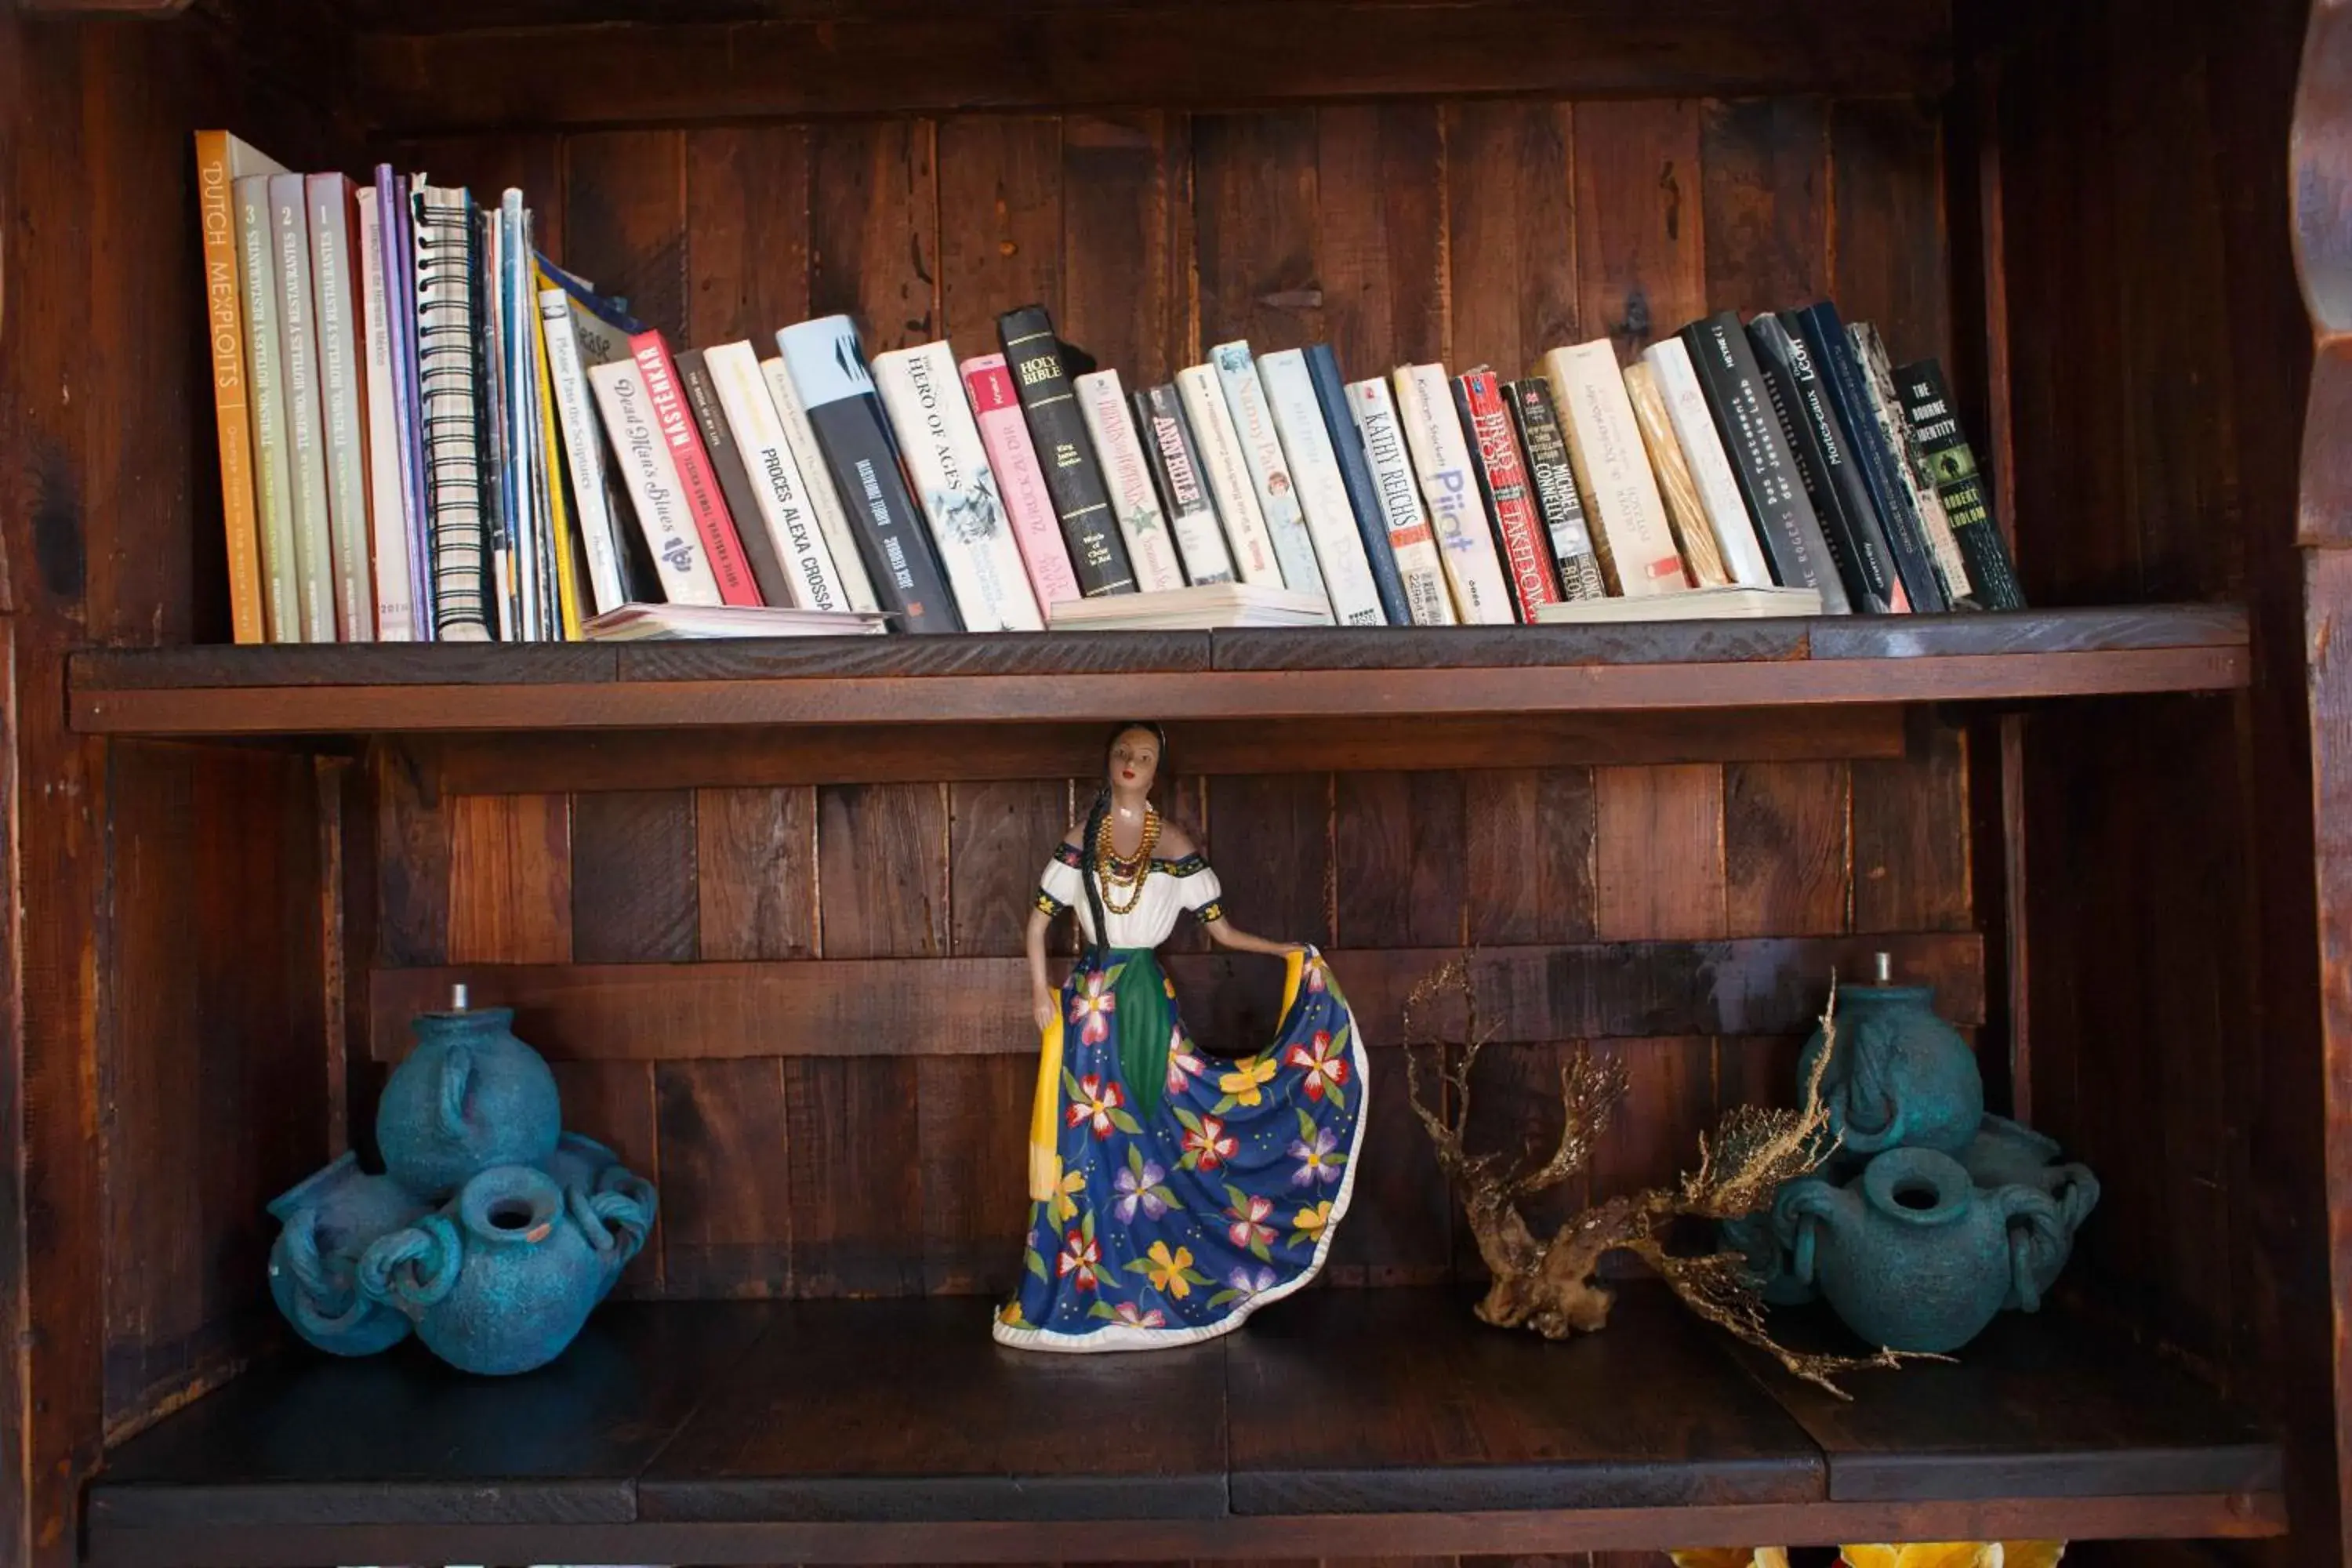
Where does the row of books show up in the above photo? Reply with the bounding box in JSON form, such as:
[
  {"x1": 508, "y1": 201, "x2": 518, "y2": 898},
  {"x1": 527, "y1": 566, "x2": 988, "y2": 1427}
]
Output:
[{"x1": 197, "y1": 134, "x2": 2021, "y2": 643}]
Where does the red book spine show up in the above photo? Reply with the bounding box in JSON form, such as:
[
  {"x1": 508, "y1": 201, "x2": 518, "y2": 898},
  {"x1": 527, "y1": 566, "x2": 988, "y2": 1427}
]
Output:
[
  {"x1": 630, "y1": 329, "x2": 761, "y2": 606},
  {"x1": 1460, "y1": 368, "x2": 1563, "y2": 615}
]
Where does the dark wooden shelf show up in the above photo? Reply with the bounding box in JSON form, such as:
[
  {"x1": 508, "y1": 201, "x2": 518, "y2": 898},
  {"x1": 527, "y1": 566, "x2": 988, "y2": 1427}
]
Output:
[
  {"x1": 67, "y1": 606, "x2": 2249, "y2": 739},
  {"x1": 83, "y1": 1285, "x2": 2283, "y2": 1567}
]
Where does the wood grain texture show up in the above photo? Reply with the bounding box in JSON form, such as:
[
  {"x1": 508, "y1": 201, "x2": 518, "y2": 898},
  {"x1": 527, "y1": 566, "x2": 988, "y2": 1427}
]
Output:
[
  {"x1": 1445, "y1": 99, "x2": 1578, "y2": 375},
  {"x1": 695, "y1": 786, "x2": 818, "y2": 960},
  {"x1": 684, "y1": 122, "x2": 811, "y2": 345},
  {"x1": 1194, "y1": 108, "x2": 1323, "y2": 354},
  {"x1": 563, "y1": 129, "x2": 689, "y2": 343},
  {"x1": 1063, "y1": 112, "x2": 1192, "y2": 383},
  {"x1": 810, "y1": 118, "x2": 939, "y2": 353},
  {"x1": 570, "y1": 791, "x2": 699, "y2": 963},
  {"x1": 1726, "y1": 760, "x2": 1850, "y2": 936},
  {"x1": 446, "y1": 794, "x2": 572, "y2": 964},
  {"x1": 1314, "y1": 102, "x2": 1448, "y2": 372},
  {"x1": 1463, "y1": 768, "x2": 1598, "y2": 946},
  {"x1": 657, "y1": 1059, "x2": 791, "y2": 1297},
  {"x1": 938, "y1": 114, "x2": 1061, "y2": 341},
  {"x1": 1594, "y1": 764, "x2": 1726, "y2": 941}
]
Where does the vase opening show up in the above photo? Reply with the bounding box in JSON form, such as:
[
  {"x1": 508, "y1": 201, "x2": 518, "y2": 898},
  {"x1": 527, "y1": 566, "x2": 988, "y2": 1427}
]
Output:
[
  {"x1": 487, "y1": 1200, "x2": 536, "y2": 1232},
  {"x1": 1890, "y1": 1178, "x2": 1942, "y2": 1211},
  {"x1": 1861, "y1": 1147, "x2": 1971, "y2": 1226}
]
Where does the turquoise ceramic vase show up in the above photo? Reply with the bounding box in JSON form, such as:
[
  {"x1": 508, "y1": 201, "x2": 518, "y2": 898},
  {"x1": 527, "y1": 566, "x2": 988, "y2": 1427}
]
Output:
[
  {"x1": 358, "y1": 1165, "x2": 615, "y2": 1376},
  {"x1": 1795, "y1": 973, "x2": 1984, "y2": 1156},
  {"x1": 376, "y1": 1002, "x2": 562, "y2": 1200},
  {"x1": 1779, "y1": 1146, "x2": 2067, "y2": 1353},
  {"x1": 265, "y1": 1152, "x2": 429, "y2": 1356},
  {"x1": 1958, "y1": 1114, "x2": 2102, "y2": 1308}
]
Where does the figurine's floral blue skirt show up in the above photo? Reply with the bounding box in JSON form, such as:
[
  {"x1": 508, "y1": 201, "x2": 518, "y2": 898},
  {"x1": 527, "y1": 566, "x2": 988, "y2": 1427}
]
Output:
[{"x1": 993, "y1": 946, "x2": 1368, "y2": 1352}]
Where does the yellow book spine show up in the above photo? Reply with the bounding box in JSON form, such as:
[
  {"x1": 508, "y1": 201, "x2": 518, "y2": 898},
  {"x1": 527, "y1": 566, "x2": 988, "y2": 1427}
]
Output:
[
  {"x1": 533, "y1": 267, "x2": 585, "y2": 640},
  {"x1": 196, "y1": 131, "x2": 267, "y2": 643}
]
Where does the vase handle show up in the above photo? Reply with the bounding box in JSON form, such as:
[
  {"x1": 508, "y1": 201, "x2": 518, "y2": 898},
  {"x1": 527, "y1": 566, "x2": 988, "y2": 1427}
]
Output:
[
  {"x1": 1776, "y1": 1183, "x2": 1839, "y2": 1288},
  {"x1": 437, "y1": 1043, "x2": 474, "y2": 1139},
  {"x1": 1998, "y1": 1185, "x2": 2067, "y2": 1315},
  {"x1": 359, "y1": 1214, "x2": 463, "y2": 1315}
]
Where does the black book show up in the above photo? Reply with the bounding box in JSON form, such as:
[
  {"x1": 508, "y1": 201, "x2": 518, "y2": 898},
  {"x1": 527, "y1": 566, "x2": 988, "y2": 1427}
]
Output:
[
  {"x1": 997, "y1": 303, "x2": 1136, "y2": 596},
  {"x1": 1678, "y1": 313, "x2": 1849, "y2": 615},
  {"x1": 773, "y1": 314, "x2": 962, "y2": 633},
  {"x1": 1305, "y1": 343, "x2": 1411, "y2": 624},
  {"x1": 676, "y1": 348, "x2": 787, "y2": 609},
  {"x1": 1504, "y1": 378, "x2": 1609, "y2": 602},
  {"x1": 1788, "y1": 303, "x2": 1948, "y2": 612},
  {"x1": 1896, "y1": 358, "x2": 2027, "y2": 611},
  {"x1": 1747, "y1": 312, "x2": 1901, "y2": 614},
  {"x1": 1132, "y1": 383, "x2": 1233, "y2": 586}
]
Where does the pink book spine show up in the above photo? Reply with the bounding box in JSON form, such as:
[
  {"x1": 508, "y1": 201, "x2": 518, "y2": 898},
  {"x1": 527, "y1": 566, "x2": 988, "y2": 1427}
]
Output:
[
  {"x1": 960, "y1": 353, "x2": 1083, "y2": 610},
  {"x1": 630, "y1": 328, "x2": 762, "y2": 607}
]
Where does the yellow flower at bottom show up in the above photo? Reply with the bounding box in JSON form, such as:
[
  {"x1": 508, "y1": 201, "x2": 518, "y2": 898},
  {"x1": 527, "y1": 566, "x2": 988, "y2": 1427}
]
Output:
[
  {"x1": 1293, "y1": 1199, "x2": 1334, "y2": 1236},
  {"x1": 1145, "y1": 1240, "x2": 1196, "y2": 1298},
  {"x1": 1051, "y1": 1167, "x2": 1085, "y2": 1221},
  {"x1": 1843, "y1": 1546, "x2": 2004, "y2": 1568},
  {"x1": 1218, "y1": 1054, "x2": 1279, "y2": 1106}
]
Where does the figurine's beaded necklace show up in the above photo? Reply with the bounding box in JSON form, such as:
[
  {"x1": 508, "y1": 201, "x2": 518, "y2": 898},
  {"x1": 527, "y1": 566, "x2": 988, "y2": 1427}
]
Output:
[{"x1": 1093, "y1": 805, "x2": 1160, "y2": 916}]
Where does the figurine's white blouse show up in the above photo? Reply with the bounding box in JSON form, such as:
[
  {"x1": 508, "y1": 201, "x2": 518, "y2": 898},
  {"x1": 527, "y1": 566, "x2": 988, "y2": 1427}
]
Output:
[{"x1": 1036, "y1": 844, "x2": 1224, "y2": 949}]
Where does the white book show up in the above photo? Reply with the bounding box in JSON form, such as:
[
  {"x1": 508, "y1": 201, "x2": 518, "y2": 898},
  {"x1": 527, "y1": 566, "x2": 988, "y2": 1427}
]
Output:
[
  {"x1": 1049, "y1": 581, "x2": 1334, "y2": 631},
  {"x1": 583, "y1": 603, "x2": 888, "y2": 641},
  {"x1": 308, "y1": 176, "x2": 375, "y2": 642},
  {"x1": 1534, "y1": 584, "x2": 1821, "y2": 624},
  {"x1": 871, "y1": 340, "x2": 1043, "y2": 632},
  {"x1": 355, "y1": 197, "x2": 416, "y2": 641},
  {"x1": 1175, "y1": 365, "x2": 1284, "y2": 587},
  {"x1": 1210, "y1": 340, "x2": 1330, "y2": 609},
  {"x1": 761, "y1": 354, "x2": 880, "y2": 614},
  {"x1": 1344, "y1": 378, "x2": 1456, "y2": 626},
  {"x1": 1643, "y1": 338, "x2": 1773, "y2": 589},
  {"x1": 1541, "y1": 341, "x2": 1690, "y2": 597},
  {"x1": 1073, "y1": 369, "x2": 1188, "y2": 593},
  {"x1": 705, "y1": 340, "x2": 851, "y2": 614},
  {"x1": 587, "y1": 359, "x2": 723, "y2": 608},
  {"x1": 539, "y1": 285, "x2": 627, "y2": 614},
  {"x1": 1258, "y1": 350, "x2": 1387, "y2": 626},
  {"x1": 1394, "y1": 364, "x2": 1515, "y2": 625}
]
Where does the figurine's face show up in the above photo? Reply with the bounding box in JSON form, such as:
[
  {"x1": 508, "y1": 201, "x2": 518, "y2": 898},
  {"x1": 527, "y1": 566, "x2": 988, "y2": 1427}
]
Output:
[{"x1": 1107, "y1": 728, "x2": 1161, "y2": 797}]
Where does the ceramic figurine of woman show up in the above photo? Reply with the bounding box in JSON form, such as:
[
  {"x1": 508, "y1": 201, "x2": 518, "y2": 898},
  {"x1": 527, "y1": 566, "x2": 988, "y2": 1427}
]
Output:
[{"x1": 994, "y1": 722, "x2": 1370, "y2": 1352}]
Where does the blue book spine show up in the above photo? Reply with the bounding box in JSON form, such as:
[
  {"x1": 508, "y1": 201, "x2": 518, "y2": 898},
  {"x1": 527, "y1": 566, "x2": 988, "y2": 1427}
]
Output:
[
  {"x1": 1304, "y1": 343, "x2": 1410, "y2": 626},
  {"x1": 1792, "y1": 301, "x2": 1947, "y2": 612}
]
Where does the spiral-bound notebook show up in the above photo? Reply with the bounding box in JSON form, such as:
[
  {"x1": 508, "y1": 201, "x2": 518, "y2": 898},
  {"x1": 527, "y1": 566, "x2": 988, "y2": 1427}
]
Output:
[{"x1": 411, "y1": 180, "x2": 493, "y2": 641}]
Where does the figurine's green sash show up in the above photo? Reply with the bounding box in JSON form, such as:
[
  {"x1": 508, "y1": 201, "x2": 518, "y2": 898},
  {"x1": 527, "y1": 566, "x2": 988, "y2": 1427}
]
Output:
[{"x1": 1105, "y1": 949, "x2": 1174, "y2": 1118}]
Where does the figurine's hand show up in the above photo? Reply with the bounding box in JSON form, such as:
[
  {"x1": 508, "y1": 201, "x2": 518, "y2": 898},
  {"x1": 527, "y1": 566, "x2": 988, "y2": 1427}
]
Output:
[{"x1": 1033, "y1": 986, "x2": 1058, "y2": 1033}]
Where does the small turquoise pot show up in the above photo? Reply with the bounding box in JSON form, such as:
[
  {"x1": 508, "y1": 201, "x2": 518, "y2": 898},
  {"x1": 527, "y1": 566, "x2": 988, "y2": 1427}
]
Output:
[
  {"x1": 359, "y1": 1165, "x2": 611, "y2": 1376},
  {"x1": 265, "y1": 1152, "x2": 429, "y2": 1356},
  {"x1": 377, "y1": 1006, "x2": 561, "y2": 1200},
  {"x1": 1958, "y1": 1114, "x2": 2101, "y2": 1308},
  {"x1": 1781, "y1": 1146, "x2": 2065, "y2": 1354},
  {"x1": 1796, "y1": 979, "x2": 1984, "y2": 1156}
]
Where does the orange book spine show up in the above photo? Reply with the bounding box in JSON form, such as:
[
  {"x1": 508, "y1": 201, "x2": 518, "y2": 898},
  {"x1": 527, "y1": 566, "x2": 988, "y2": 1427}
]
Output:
[{"x1": 195, "y1": 131, "x2": 267, "y2": 643}]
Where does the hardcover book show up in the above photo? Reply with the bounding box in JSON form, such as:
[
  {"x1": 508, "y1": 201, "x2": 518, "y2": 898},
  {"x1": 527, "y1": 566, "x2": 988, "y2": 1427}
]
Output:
[
  {"x1": 1896, "y1": 358, "x2": 2027, "y2": 611},
  {"x1": 270, "y1": 172, "x2": 337, "y2": 640},
  {"x1": 633, "y1": 332, "x2": 760, "y2": 607},
  {"x1": 587, "y1": 357, "x2": 722, "y2": 606},
  {"x1": 1210, "y1": 340, "x2": 1328, "y2": 609},
  {"x1": 1394, "y1": 363, "x2": 1515, "y2": 624},
  {"x1": 1678, "y1": 310, "x2": 1847, "y2": 613},
  {"x1": 412, "y1": 181, "x2": 494, "y2": 640},
  {"x1": 307, "y1": 173, "x2": 376, "y2": 641},
  {"x1": 961, "y1": 353, "x2": 1086, "y2": 611},
  {"x1": 1304, "y1": 345, "x2": 1411, "y2": 624},
  {"x1": 1539, "y1": 341, "x2": 1690, "y2": 597},
  {"x1": 762, "y1": 354, "x2": 881, "y2": 615},
  {"x1": 706, "y1": 341, "x2": 851, "y2": 614},
  {"x1": 1454, "y1": 366, "x2": 1563, "y2": 618},
  {"x1": 1854, "y1": 324, "x2": 1973, "y2": 605},
  {"x1": 1176, "y1": 365, "x2": 1284, "y2": 586},
  {"x1": 1748, "y1": 312, "x2": 1904, "y2": 614},
  {"x1": 194, "y1": 132, "x2": 286, "y2": 644},
  {"x1": 1073, "y1": 368, "x2": 1189, "y2": 593},
  {"x1": 874, "y1": 339, "x2": 1046, "y2": 631},
  {"x1": 1503, "y1": 378, "x2": 1608, "y2": 602},
  {"x1": 1346, "y1": 376, "x2": 1457, "y2": 625},
  {"x1": 778, "y1": 314, "x2": 963, "y2": 633},
  {"x1": 1259, "y1": 348, "x2": 1388, "y2": 625},
  {"x1": 1641, "y1": 338, "x2": 1773, "y2": 589},
  {"x1": 1788, "y1": 302, "x2": 1945, "y2": 612},
  {"x1": 1131, "y1": 383, "x2": 1236, "y2": 586},
  {"x1": 356, "y1": 195, "x2": 416, "y2": 639},
  {"x1": 1621, "y1": 361, "x2": 1732, "y2": 590},
  {"x1": 996, "y1": 304, "x2": 1135, "y2": 596}
]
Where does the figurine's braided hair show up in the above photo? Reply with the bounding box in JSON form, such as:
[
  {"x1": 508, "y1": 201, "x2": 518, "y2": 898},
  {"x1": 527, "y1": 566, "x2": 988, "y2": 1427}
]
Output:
[{"x1": 1078, "y1": 720, "x2": 1171, "y2": 970}]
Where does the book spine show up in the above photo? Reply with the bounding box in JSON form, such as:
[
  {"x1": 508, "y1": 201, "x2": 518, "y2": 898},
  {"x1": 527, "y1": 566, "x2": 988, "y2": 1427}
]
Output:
[
  {"x1": 356, "y1": 198, "x2": 416, "y2": 640},
  {"x1": 1259, "y1": 349, "x2": 1386, "y2": 625},
  {"x1": 383, "y1": 172, "x2": 434, "y2": 638},
  {"x1": 539, "y1": 283, "x2": 627, "y2": 615},
  {"x1": 307, "y1": 174, "x2": 376, "y2": 641},
  {"x1": 528, "y1": 258, "x2": 584, "y2": 640},
  {"x1": 1540, "y1": 342, "x2": 1690, "y2": 598},
  {"x1": 1455, "y1": 366, "x2": 1563, "y2": 616},
  {"x1": 1210, "y1": 341, "x2": 1328, "y2": 608},
  {"x1": 961, "y1": 354, "x2": 1086, "y2": 610},
  {"x1": 762, "y1": 354, "x2": 882, "y2": 614},
  {"x1": 680, "y1": 347, "x2": 793, "y2": 609},
  {"x1": 874, "y1": 341, "x2": 1044, "y2": 631},
  {"x1": 1643, "y1": 338, "x2": 1773, "y2": 590},
  {"x1": 1857, "y1": 325, "x2": 1973, "y2": 604},
  {"x1": 1131, "y1": 384, "x2": 1235, "y2": 586},
  {"x1": 1504, "y1": 378, "x2": 1608, "y2": 602},
  {"x1": 1073, "y1": 368, "x2": 1189, "y2": 593},
  {"x1": 707, "y1": 341, "x2": 850, "y2": 613},
  {"x1": 194, "y1": 134, "x2": 267, "y2": 643},
  {"x1": 996, "y1": 304, "x2": 1135, "y2": 595},
  {"x1": 1304, "y1": 344, "x2": 1410, "y2": 624},
  {"x1": 271, "y1": 173, "x2": 337, "y2": 639},
  {"x1": 412, "y1": 186, "x2": 494, "y2": 641},
  {"x1": 632, "y1": 332, "x2": 760, "y2": 606},
  {"x1": 1679, "y1": 313, "x2": 1848, "y2": 614},
  {"x1": 1748, "y1": 314, "x2": 1902, "y2": 614},
  {"x1": 1175, "y1": 365, "x2": 1284, "y2": 586},
  {"x1": 777, "y1": 314, "x2": 963, "y2": 633},
  {"x1": 1897, "y1": 358, "x2": 2027, "y2": 611},
  {"x1": 1621, "y1": 361, "x2": 1731, "y2": 589},
  {"x1": 1345, "y1": 378, "x2": 1457, "y2": 625},
  {"x1": 587, "y1": 359, "x2": 724, "y2": 607},
  {"x1": 1794, "y1": 303, "x2": 1945, "y2": 612},
  {"x1": 234, "y1": 176, "x2": 300, "y2": 641},
  {"x1": 1396, "y1": 365, "x2": 1515, "y2": 624},
  {"x1": 477, "y1": 204, "x2": 516, "y2": 638}
]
